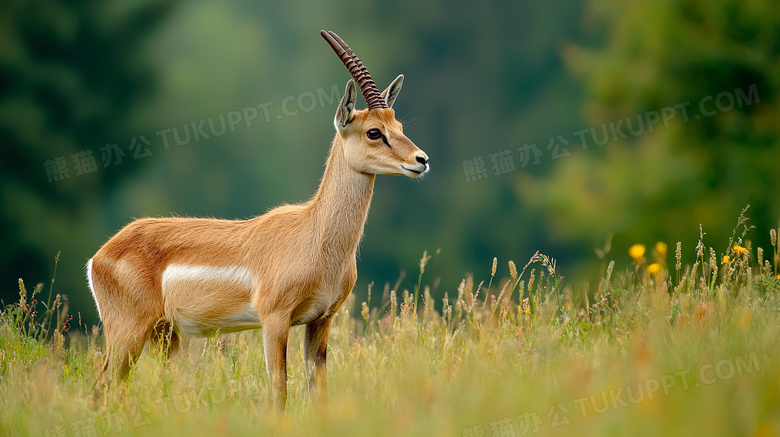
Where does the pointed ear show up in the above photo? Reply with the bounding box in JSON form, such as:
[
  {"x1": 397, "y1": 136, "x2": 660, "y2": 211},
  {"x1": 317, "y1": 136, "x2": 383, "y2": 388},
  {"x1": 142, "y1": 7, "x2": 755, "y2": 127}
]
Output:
[
  {"x1": 380, "y1": 74, "x2": 404, "y2": 108},
  {"x1": 335, "y1": 80, "x2": 357, "y2": 130}
]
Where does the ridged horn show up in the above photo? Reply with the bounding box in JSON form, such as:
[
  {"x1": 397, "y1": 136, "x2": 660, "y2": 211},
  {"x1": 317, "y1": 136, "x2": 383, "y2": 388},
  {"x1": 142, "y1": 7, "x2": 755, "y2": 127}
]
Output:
[{"x1": 321, "y1": 30, "x2": 388, "y2": 110}]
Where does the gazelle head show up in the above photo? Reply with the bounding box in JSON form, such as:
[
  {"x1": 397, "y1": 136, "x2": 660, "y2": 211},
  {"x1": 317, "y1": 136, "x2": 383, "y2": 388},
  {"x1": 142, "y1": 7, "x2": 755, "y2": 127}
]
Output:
[{"x1": 322, "y1": 30, "x2": 429, "y2": 179}]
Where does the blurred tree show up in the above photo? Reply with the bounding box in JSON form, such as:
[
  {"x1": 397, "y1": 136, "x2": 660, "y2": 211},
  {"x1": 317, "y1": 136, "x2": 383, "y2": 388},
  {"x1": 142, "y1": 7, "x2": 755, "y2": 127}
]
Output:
[
  {"x1": 519, "y1": 0, "x2": 780, "y2": 273},
  {"x1": 0, "y1": 1, "x2": 174, "y2": 309}
]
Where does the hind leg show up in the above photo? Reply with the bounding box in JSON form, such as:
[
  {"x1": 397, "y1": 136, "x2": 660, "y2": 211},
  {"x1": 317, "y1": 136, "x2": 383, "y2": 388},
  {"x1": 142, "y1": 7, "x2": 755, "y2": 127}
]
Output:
[
  {"x1": 89, "y1": 256, "x2": 163, "y2": 383},
  {"x1": 105, "y1": 322, "x2": 153, "y2": 380},
  {"x1": 94, "y1": 324, "x2": 151, "y2": 387},
  {"x1": 91, "y1": 321, "x2": 150, "y2": 407}
]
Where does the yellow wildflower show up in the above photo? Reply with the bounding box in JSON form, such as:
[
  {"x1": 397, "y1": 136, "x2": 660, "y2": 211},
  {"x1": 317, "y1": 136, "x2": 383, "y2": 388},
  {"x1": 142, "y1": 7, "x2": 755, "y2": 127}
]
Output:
[
  {"x1": 655, "y1": 242, "x2": 667, "y2": 258},
  {"x1": 647, "y1": 263, "x2": 661, "y2": 275},
  {"x1": 629, "y1": 244, "x2": 646, "y2": 263},
  {"x1": 722, "y1": 255, "x2": 730, "y2": 264},
  {"x1": 733, "y1": 244, "x2": 747, "y2": 255}
]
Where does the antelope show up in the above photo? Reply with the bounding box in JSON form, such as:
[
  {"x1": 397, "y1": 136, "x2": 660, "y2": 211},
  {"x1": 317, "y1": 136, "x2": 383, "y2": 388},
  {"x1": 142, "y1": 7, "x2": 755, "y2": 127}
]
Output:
[{"x1": 87, "y1": 30, "x2": 429, "y2": 410}]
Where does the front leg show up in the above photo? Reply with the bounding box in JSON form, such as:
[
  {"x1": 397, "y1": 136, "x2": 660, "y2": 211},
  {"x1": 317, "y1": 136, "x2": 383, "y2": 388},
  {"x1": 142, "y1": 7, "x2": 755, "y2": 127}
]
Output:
[
  {"x1": 262, "y1": 313, "x2": 290, "y2": 413},
  {"x1": 304, "y1": 316, "x2": 332, "y2": 402}
]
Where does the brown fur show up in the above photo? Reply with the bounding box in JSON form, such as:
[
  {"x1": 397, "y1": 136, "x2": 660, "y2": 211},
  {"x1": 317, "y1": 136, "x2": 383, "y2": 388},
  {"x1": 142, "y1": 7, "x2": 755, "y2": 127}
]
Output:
[{"x1": 89, "y1": 84, "x2": 428, "y2": 411}]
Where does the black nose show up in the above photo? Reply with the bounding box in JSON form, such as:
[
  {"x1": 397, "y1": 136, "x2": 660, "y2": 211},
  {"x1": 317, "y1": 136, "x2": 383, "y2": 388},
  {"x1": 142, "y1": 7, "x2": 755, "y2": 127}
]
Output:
[{"x1": 416, "y1": 155, "x2": 428, "y2": 165}]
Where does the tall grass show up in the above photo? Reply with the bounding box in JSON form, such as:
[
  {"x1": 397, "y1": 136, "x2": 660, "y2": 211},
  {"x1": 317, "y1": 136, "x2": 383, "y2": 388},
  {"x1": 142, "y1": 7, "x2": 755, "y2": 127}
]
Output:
[{"x1": 2, "y1": 214, "x2": 780, "y2": 436}]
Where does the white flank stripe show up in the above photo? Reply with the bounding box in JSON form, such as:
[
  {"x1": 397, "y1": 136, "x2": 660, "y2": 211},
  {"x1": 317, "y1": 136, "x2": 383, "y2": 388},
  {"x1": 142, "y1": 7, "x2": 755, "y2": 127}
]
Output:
[
  {"x1": 161, "y1": 264, "x2": 254, "y2": 294},
  {"x1": 85, "y1": 259, "x2": 101, "y2": 319}
]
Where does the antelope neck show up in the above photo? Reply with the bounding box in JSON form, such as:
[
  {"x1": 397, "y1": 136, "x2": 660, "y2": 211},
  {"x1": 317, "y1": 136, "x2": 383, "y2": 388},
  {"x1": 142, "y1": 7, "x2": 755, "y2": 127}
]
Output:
[{"x1": 310, "y1": 137, "x2": 375, "y2": 258}]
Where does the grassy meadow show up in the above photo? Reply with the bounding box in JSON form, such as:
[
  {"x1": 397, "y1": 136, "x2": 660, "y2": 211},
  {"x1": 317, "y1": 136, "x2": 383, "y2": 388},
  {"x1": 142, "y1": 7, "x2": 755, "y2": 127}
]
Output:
[{"x1": 2, "y1": 215, "x2": 780, "y2": 436}]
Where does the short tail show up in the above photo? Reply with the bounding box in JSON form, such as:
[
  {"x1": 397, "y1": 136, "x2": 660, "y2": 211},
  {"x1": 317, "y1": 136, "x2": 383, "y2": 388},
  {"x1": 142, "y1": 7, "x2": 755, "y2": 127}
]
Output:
[{"x1": 85, "y1": 259, "x2": 102, "y2": 320}]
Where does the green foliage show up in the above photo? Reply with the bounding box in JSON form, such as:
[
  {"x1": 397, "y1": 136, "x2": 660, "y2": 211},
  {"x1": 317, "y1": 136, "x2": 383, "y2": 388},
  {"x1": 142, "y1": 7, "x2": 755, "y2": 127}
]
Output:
[
  {"x1": 0, "y1": 0, "x2": 173, "y2": 314},
  {"x1": 520, "y1": 0, "x2": 780, "y2": 280}
]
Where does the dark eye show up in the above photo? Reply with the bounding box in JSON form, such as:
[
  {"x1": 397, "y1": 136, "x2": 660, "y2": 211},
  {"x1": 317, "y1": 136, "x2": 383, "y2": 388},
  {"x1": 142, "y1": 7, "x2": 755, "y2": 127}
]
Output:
[{"x1": 366, "y1": 129, "x2": 382, "y2": 140}]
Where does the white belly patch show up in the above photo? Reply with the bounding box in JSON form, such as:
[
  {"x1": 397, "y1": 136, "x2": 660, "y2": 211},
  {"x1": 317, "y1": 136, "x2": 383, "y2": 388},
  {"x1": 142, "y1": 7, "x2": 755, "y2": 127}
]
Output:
[
  {"x1": 161, "y1": 264, "x2": 261, "y2": 336},
  {"x1": 176, "y1": 303, "x2": 262, "y2": 336}
]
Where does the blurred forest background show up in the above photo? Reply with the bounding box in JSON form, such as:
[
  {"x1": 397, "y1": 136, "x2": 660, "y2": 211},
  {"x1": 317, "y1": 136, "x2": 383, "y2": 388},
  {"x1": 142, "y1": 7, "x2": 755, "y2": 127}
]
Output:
[{"x1": 1, "y1": 0, "x2": 777, "y2": 326}]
